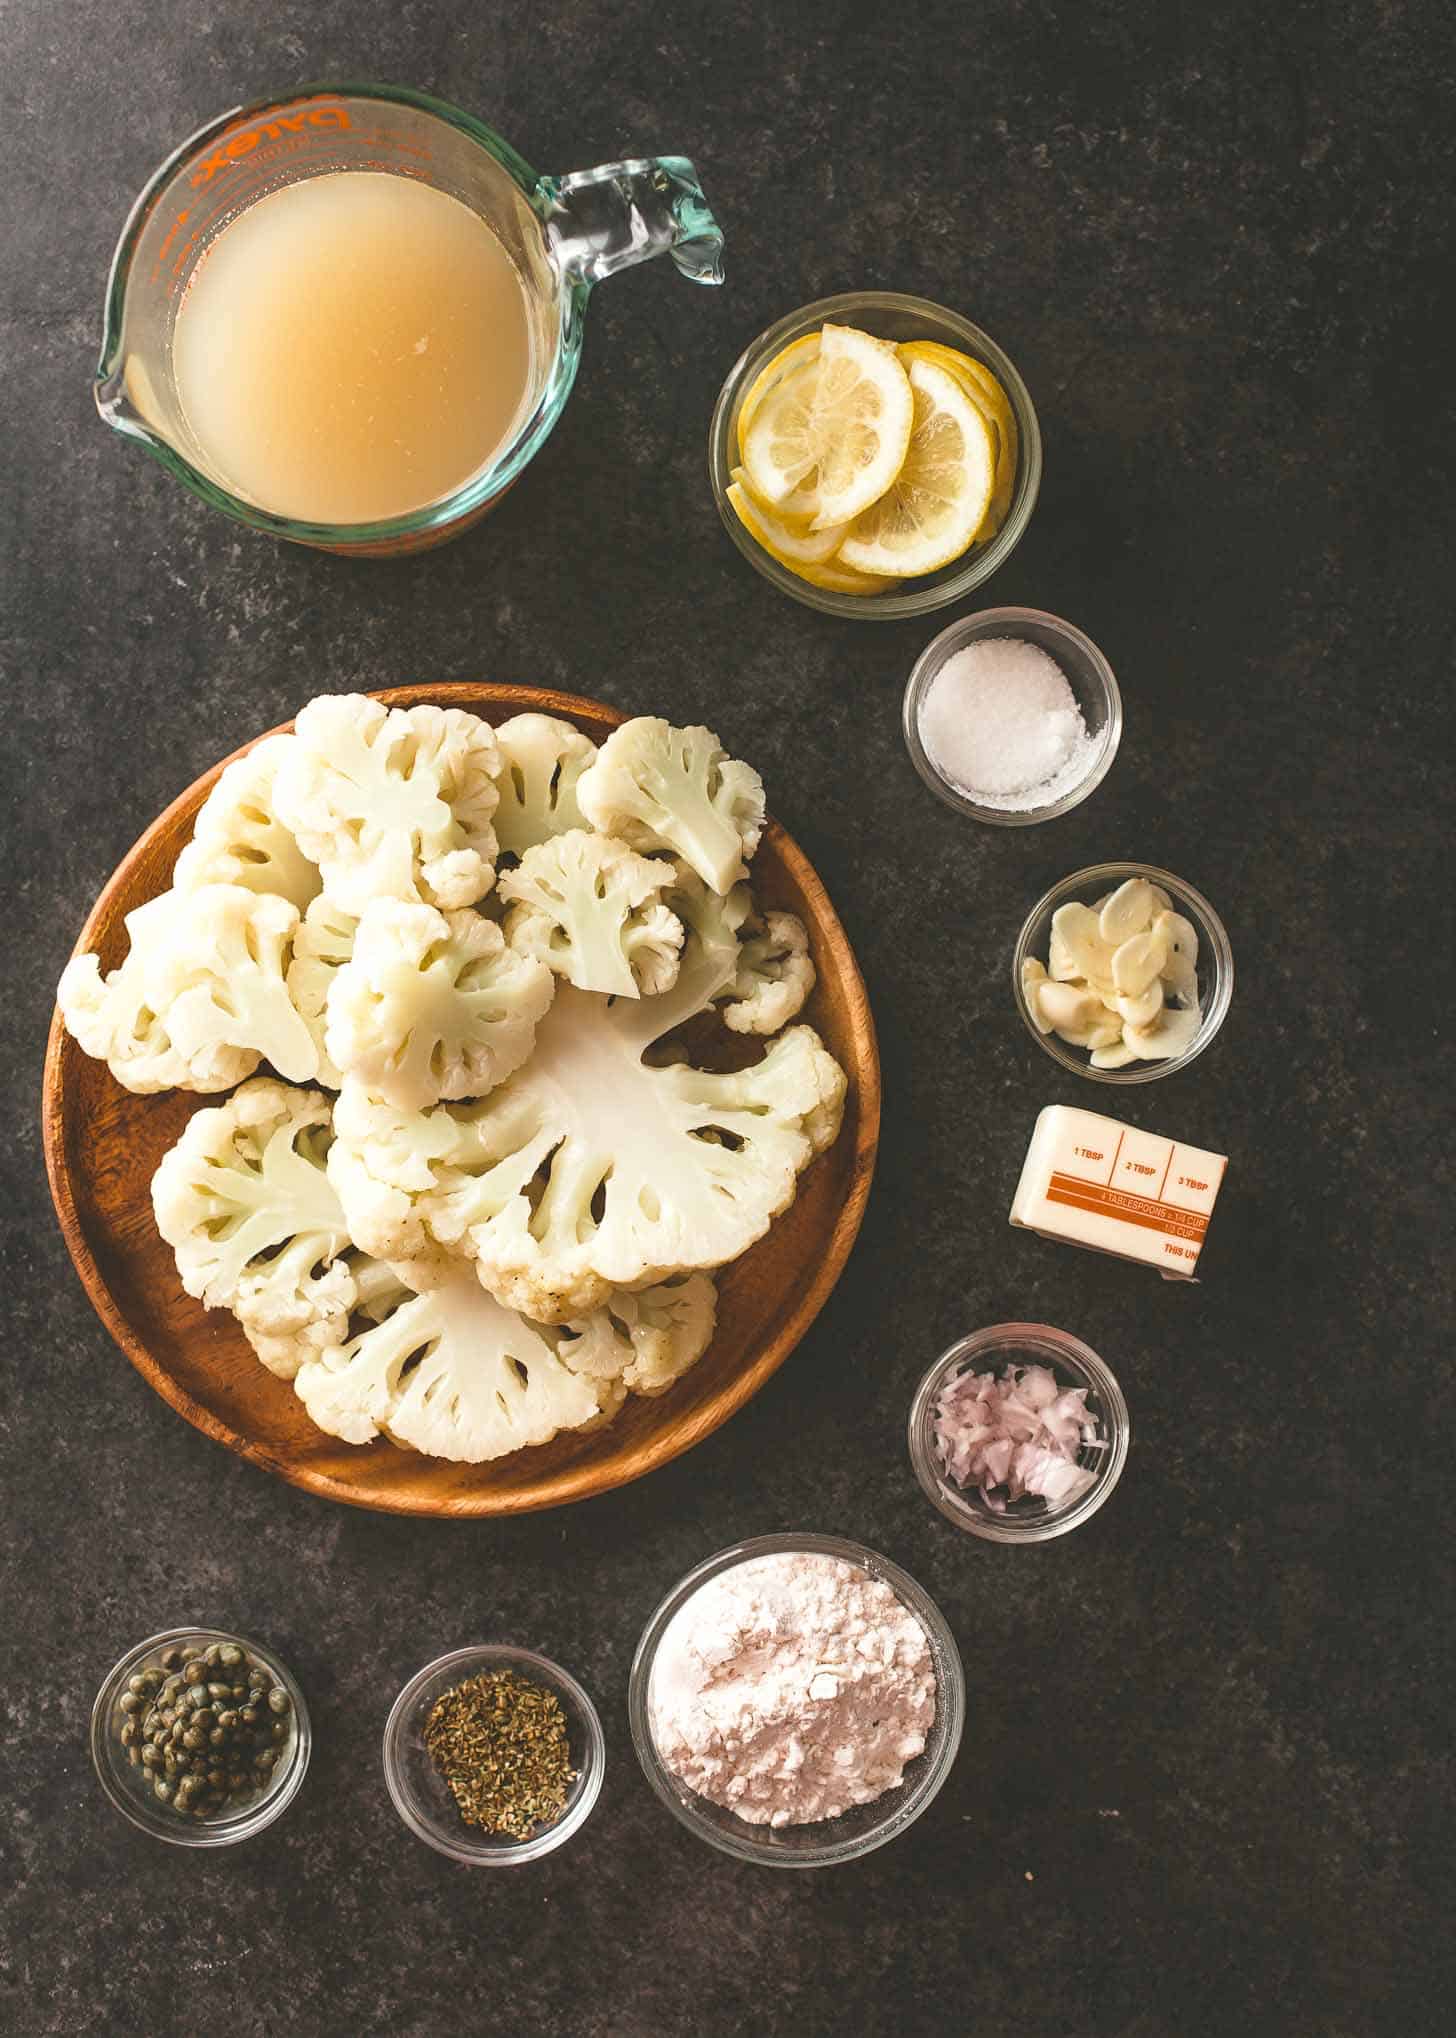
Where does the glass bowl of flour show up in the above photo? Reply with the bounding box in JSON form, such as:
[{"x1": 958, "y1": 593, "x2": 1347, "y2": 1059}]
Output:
[
  {"x1": 903, "y1": 607, "x2": 1122, "y2": 824},
  {"x1": 629, "y1": 1533, "x2": 964, "y2": 1866}
]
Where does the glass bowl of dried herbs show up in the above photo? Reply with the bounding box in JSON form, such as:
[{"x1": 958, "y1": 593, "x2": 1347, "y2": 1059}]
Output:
[{"x1": 383, "y1": 1644, "x2": 605, "y2": 1864}]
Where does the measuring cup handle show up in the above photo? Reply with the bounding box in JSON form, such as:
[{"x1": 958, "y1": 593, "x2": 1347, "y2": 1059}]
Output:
[{"x1": 543, "y1": 156, "x2": 724, "y2": 288}]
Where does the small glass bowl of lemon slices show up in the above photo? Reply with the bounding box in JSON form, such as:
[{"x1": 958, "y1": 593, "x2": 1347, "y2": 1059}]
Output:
[{"x1": 709, "y1": 291, "x2": 1041, "y2": 619}]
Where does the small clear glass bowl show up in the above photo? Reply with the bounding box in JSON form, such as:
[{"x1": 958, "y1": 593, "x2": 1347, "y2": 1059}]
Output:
[
  {"x1": 1013, "y1": 861, "x2": 1234, "y2": 1083},
  {"x1": 709, "y1": 290, "x2": 1041, "y2": 619},
  {"x1": 91, "y1": 1627, "x2": 310, "y2": 1847},
  {"x1": 629, "y1": 1532, "x2": 964, "y2": 1867},
  {"x1": 909, "y1": 1325, "x2": 1130, "y2": 1544},
  {"x1": 903, "y1": 607, "x2": 1122, "y2": 824},
  {"x1": 383, "y1": 1645, "x2": 604, "y2": 1865}
]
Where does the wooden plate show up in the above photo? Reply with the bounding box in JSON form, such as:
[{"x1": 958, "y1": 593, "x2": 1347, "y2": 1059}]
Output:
[{"x1": 42, "y1": 684, "x2": 880, "y2": 1515}]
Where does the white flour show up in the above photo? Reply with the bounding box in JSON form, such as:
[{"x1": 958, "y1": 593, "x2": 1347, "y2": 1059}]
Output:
[{"x1": 649, "y1": 1551, "x2": 937, "y2": 1828}]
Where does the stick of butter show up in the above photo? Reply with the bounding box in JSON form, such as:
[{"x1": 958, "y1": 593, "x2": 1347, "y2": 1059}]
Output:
[{"x1": 1009, "y1": 1105, "x2": 1227, "y2": 1280}]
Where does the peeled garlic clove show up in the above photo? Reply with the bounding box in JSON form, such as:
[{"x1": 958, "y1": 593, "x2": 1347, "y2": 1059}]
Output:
[
  {"x1": 1098, "y1": 878, "x2": 1156, "y2": 946},
  {"x1": 1116, "y1": 981, "x2": 1164, "y2": 1029},
  {"x1": 1112, "y1": 924, "x2": 1171, "y2": 996},
  {"x1": 1090, "y1": 1039, "x2": 1138, "y2": 1070},
  {"x1": 1049, "y1": 903, "x2": 1114, "y2": 984},
  {"x1": 1124, "y1": 1002, "x2": 1203, "y2": 1061},
  {"x1": 1154, "y1": 908, "x2": 1200, "y2": 1006},
  {"x1": 1149, "y1": 882, "x2": 1173, "y2": 912},
  {"x1": 1021, "y1": 958, "x2": 1054, "y2": 1034},
  {"x1": 1057, "y1": 1012, "x2": 1126, "y2": 1050},
  {"x1": 1037, "y1": 979, "x2": 1107, "y2": 1033}
]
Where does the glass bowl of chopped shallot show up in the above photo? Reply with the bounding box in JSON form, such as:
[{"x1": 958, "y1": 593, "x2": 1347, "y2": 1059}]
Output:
[{"x1": 909, "y1": 1324, "x2": 1130, "y2": 1543}]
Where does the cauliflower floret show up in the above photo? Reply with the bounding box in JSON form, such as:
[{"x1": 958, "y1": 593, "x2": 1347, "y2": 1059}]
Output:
[
  {"x1": 577, "y1": 717, "x2": 766, "y2": 893},
  {"x1": 57, "y1": 895, "x2": 209, "y2": 1094},
  {"x1": 329, "y1": 985, "x2": 848, "y2": 1322},
  {"x1": 273, "y1": 693, "x2": 500, "y2": 914},
  {"x1": 499, "y1": 830, "x2": 683, "y2": 998},
  {"x1": 172, "y1": 735, "x2": 320, "y2": 911},
  {"x1": 558, "y1": 1274, "x2": 717, "y2": 1397},
  {"x1": 491, "y1": 713, "x2": 596, "y2": 856},
  {"x1": 632, "y1": 865, "x2": 753, "y2": 1041},
  {"x1": 285, "y1": 892, "x2": 359, "y2": 1088},
  {"x1": 58, "y1": 884, "x2": 317, "y2": 1092},
  {"x1": 150, "y1": 1078, "x2": 359, "y2": 1379},
  {"x1": 324, "y1": 900, "x2": 553, "y2": 1113},
  {"x1": 293, "y1": 1265, "x2": 617, "y2": 1459},
  {"x1": 720, "y1": 908, "x2": 815, "y2": 1035}
]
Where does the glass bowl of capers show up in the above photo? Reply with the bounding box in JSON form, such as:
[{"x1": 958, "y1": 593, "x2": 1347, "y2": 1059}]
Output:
[{"x1": 91, "y1": 1628, "x2": 310, "y2": 1846}]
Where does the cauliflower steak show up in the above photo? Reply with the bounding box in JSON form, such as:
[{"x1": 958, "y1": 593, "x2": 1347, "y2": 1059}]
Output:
[{"x1": 330, "y1": 985, "x2": 847, "y2": 1322}]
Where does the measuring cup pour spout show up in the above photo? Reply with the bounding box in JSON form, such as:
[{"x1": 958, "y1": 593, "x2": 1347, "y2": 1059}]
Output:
[{"x1": 544, "y1": 157, "x2": 725, "y2": 289}]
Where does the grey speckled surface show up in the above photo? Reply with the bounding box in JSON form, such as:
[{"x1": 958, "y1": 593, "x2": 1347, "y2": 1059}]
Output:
[{"x1": 2, "y1": 3, "x2": 1451, "y2": 2034}]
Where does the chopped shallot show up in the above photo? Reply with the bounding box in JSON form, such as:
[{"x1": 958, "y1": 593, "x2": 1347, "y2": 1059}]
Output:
[{"x1": 932, "y1": 1362, "x2": 1104, "y2": 1512}]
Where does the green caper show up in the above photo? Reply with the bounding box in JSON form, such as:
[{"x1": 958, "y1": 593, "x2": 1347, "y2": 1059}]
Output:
[
  {"x1": 218, "y1": 1644, "x2": 243, "y2": 1670},
  {"x1": 126, "y1": 1672, "x2": 147, "y2": 1695},
  {"x1": 140, "y1": 1745, "x2": 162, "y2": 1769},
  {"x1": 191, "y1": 1707, "x2": 214, "y2": 1729},
  {"x1": 182, "y1": 1660, "x2": 206, "y2": 1686},
  {"x1": 270, "y1": 1720, "x2": 288, "y2": 1743},
  {"x1": 207, "y1": 1681, "x2": 230, "y2": 1702},
  {"x1": 229, "y1": 1683, "x2": 246, "y2": 1702},
  {"x1": 203, "y1": 1644, "x2": 222, "y2": 1668},
  {"x1": 239, "y1": 1706, "x2": 259, "y2": 1728},
  {"x1": 267, "y1": 1688, "x2": 290, "y2": 1716},
  {"x1": 217, "y1": 1710, "x2": 238, "y2": 1731},
  {"x1": 163, "y1": 1753, "x2": 178, "y2": 1777},
  {"x1": 118, "y1": 1690, "x2": 141, "y2": 1715},
  {"x1": 160, "y1": 1646, "x2": 184, "y2": 1671},
  {"x1": 119, "y1": 1720, "x2": 138, "y2": 1747},
  {"x1": 152, "y1": 1778, "x2": 173, "y2": 1802}
]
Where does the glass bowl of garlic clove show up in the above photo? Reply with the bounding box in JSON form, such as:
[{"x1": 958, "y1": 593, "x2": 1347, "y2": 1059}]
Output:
[{"x1": 1012, "y1": 863, "x2": 1234, "y2": 1083}]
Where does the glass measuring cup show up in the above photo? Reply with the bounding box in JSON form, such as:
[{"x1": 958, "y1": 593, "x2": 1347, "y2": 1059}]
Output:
[{"x1": 95, "y1": 83, "x2": 725, "y2": 555}]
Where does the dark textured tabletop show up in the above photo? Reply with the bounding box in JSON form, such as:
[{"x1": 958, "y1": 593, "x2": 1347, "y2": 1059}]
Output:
[{"x1": 3, "y1": 3, "x2": 1451, "y2": 2034}]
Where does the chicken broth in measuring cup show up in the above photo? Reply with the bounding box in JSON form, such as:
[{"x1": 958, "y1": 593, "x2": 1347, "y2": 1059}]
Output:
[{"x1": 171, "y1": 171, "x2": 533, "y2": 526}]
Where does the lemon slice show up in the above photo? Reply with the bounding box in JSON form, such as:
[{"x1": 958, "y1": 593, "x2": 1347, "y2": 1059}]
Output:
[
  {"x1": 734, "y1": 333, "x2": 821, "y2": 457},
  {"x1": 741, "y1": 324, "x2": 914, "y2": 531},
  {"x1": 835, "y1": 357, "x2": 996, "y2": 578},
  {"x1": 727, "y1": 477, "x2": 848, "y2": 565},
  {"x1": 789, "y1": 559, "x2": 896, "y2": 594},
  {"x1": 898, "y1": 341, "x2": 1018, "y2": 537}
]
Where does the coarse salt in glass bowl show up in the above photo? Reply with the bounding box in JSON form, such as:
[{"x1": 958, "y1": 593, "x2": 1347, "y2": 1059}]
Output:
[
  {"x1": 903, "y1": 607, "x2": 1122, "y2": 825},
  {"x1": 1012, "y1": 861, "x2": 1234, "y2": 1084},
  {"x1": 908, "y1": 1324, "x2": 1130, "y2": 1544},
  {"x1": 382, "y1": 1644, "x2": 604, "y2": 1865},
  {"x1": 628, "y1": 1532, "x2": 964, "y2": 1867},
  {"x1": 709, "y1": 290, "x2": 1041, "y2": 619},
  {"x1": 91, "y1": 1626, "x2": 310, "y2": 1846}
]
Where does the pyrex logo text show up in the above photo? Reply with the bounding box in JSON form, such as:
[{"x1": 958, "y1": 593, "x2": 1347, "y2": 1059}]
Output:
[{"x1": 190, "y1": 106, "x2": 352, "y2": 187}]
